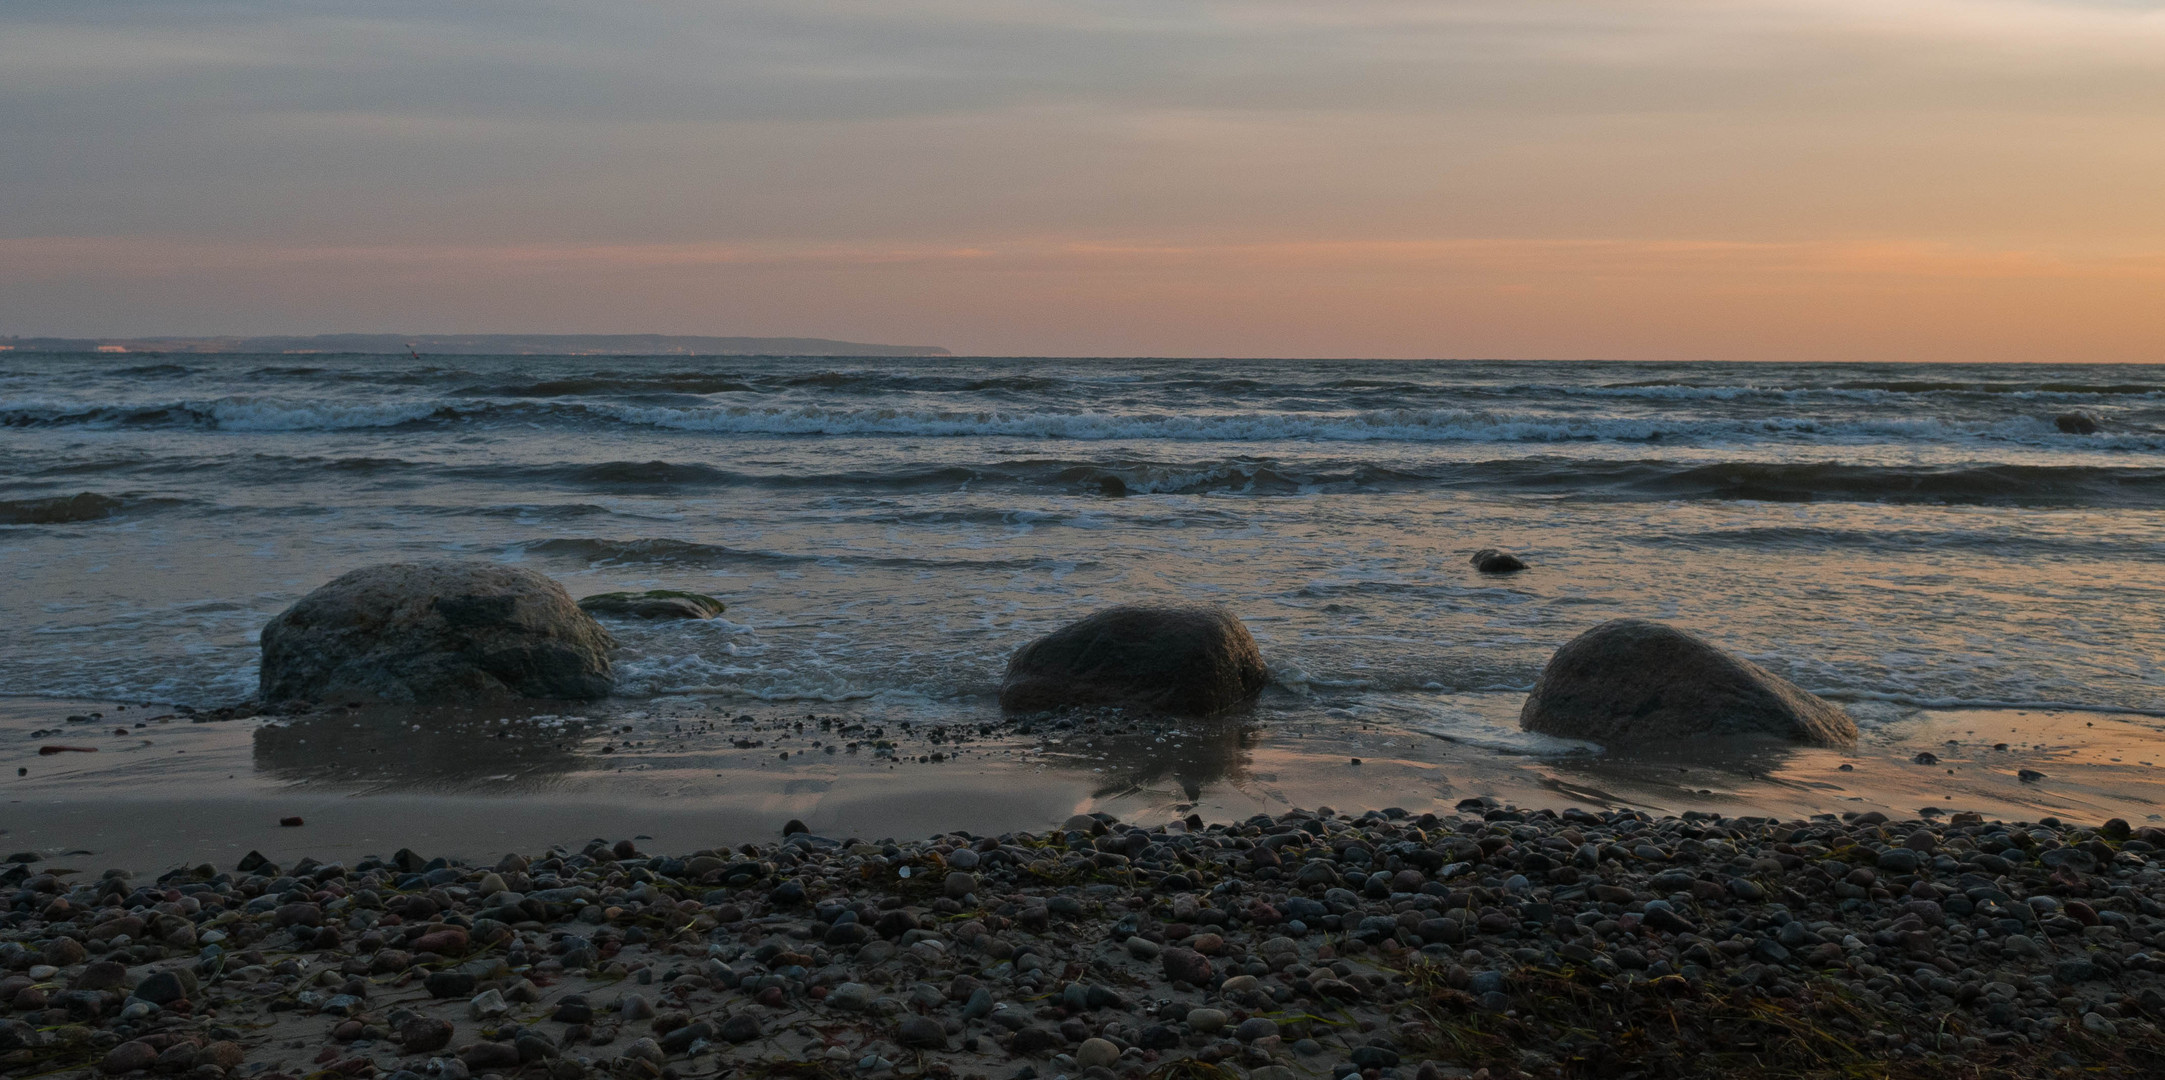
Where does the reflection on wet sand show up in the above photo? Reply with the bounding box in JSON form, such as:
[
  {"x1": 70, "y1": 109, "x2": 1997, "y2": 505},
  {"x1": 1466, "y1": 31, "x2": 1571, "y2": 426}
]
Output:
[
  {"x1": 251, "y1": 706, "x2": 604, "y2": 791},
  {"x1": 1540, "y1": 734, "x2": 1824, "y2": 815},
  {"x1": 1033, "y1": 717, "x2": 1258, "y2": 802}
]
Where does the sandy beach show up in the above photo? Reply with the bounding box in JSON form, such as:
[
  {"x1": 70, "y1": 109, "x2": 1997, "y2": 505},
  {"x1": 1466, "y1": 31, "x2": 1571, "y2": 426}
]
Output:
[{"x1": 5, "y1": 694, "x2": 2158, "y2": 876}]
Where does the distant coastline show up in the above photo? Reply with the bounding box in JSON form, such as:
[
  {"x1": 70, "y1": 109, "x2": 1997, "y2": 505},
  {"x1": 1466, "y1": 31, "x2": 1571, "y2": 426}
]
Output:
[{"x1": 0, "y1": 332, "x2": 951, "y2": 357}]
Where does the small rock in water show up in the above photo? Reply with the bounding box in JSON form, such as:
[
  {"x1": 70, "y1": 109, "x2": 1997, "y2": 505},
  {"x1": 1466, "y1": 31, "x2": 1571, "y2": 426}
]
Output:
[
  {"x1": 1470, "y1": 548, "x2": 1528, "y2": 573},
  {"x1": 280, "y1": 816, "x2": 304, "y2": 827},
  {"x1": 2055, "y1": 411, "x2": 2100, "y2": 434}
]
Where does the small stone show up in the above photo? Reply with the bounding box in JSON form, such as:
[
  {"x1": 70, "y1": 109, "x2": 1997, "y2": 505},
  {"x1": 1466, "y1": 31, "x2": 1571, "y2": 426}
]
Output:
[
  {"x1": 1124, "y1": 936, "x2": 1161, "y2": 959},
  {"x1": 43, "y1": 937, "x2": 86, "y2": 967},
  {"x1": 945, "y1": 872, "x2": 979, "y2": 899},
  {"x1": 101, "y1": 1040, "x2": 159, "y2": 1075},
  {"x1": 718, "y1": 1014, "x2": 762, "y2": 1043},
  {"x1": 621, "y1": 1038, "x2": 666, "y2": 1066},
  {"x1": 1161, "y1": 947, "x2": 1213, "y2": 985},
  {"x1": 827, "y1": 983, "x2": 875, "y2": 1011},
  {"x1": 1235, "y1": 1017, "x2": 1278, "y2": 1042},
  {"x1": 1350, "y1": 1046, "x2": 1401, "y2": 1069},
  {"x1": 461, "y1": 1041, "x2": 523, "y2": 1070},
  {"x1": 658, "y1": 1021, "x2": 714, "y2": 1055},
  {"x1": 413, "y1": 927, "x2": 470, "y2": 955},
  {"x1": 402, "y1": 1017, "x2": 456, "y2": 1053},
  {"x1": 1185, "y1": 1008, "x2": 1229, "y2": 1033},
  {"x1": 1876, "y1": 849, "x2": 1921, "y2": 874},
  {"x1": 1075, "y1": 1038, "x2": 1120, "y2": 1068},
  {"x1": 71, "y1": 960, "x2": 128, "y2": 991},
  {"x1": 470, "y1": 988, "x2": 510, "y2": 1019},
  {"x1": 132, "y1": 970, "x2": 187, "y2": 1005},
  {"x1": 898, "y1": 1015, "x2": 948, "y2": 1049},
  {"x1": 1010, "y1": 1028, "x2": 1063, "y2": 1056}
]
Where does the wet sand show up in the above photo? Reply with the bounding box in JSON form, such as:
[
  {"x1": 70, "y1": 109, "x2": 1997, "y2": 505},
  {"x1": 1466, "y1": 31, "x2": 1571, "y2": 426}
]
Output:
[{"x1": 5, "y1": 695, "x2": 2157, "y2": 875}]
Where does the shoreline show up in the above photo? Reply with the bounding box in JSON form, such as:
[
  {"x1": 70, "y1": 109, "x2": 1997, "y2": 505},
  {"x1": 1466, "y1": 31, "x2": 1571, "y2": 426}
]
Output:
[{"x1": 3, "y1": 695, "x2": 2159, "y2": 878}]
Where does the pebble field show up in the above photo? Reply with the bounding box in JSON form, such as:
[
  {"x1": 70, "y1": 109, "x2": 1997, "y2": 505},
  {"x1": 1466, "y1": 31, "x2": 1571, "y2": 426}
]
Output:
[{"x1": 2, "y1": 799, "x2": 2163, "y2": 1080}]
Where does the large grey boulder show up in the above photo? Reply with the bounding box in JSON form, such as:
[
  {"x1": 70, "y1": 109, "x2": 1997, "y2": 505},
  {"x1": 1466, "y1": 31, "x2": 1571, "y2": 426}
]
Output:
[
  {"x1": 1520, "y1": 619, "x2": 1855, "y2": 748},
  {"x1": 259, "y1": 562, "x2": 616, "y2": 704},
  {"x1": 999, "y1": 605, "x2": 1268, "y2": 718}
]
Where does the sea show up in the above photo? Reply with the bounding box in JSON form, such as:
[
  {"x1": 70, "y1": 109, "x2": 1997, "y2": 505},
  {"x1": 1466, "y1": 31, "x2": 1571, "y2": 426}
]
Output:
[{"x1": 4, "y1": 353, "x2": 2164, "y2": 754}]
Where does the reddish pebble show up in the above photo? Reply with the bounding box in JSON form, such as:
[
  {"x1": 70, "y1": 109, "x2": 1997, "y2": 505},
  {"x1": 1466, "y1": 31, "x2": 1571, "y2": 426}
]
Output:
[
  {"x1": 755, "y1": 986, "x2": 785, "y2": 1007},
  {"x1": 410, "y1": 928, "x2": 469, "y2": 955}
]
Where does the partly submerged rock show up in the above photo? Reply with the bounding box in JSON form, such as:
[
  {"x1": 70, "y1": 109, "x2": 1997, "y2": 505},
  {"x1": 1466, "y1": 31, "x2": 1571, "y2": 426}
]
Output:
[
  {"x1": 999, "y1": 605, "x2": 1268, "y2": 718},
  {"x1": 576, "y1": 590, "x2": 726, "y2": 620},
  {"x1": 1520, "y1": 619, "x2": 1855, "y2": 748},
  {"x1": 1470, "y1": 548, "x2": 1528, "y2": 573},
  {"x1": 259, "y1": 562, "x2": 615, "y2": 704},
  {"x1": 2054, "y1": 412, "x2": 2100, "y2": 435}
]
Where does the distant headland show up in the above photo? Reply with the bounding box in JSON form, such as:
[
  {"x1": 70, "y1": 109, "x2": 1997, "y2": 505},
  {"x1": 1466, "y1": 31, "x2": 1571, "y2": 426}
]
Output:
[{"x1": 0, "y1": 333, "x2": 951, "y2": 357}]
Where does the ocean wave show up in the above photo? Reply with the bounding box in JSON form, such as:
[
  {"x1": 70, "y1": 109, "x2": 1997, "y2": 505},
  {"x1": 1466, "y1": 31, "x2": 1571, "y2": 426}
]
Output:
[
  {"x1": 11, "y1": 388, "x2": 2165, "y2": 450},
  {"x1": 1621, "y1": 461, "x2": 2165, "y2": 504},
  {"x1": 457, "y1": 374, "x2": 757, "y2": 397},
  {"x1": 1820, "y1": 690, "x2": 2165, "y2": 720},
  {"x1": 519, "y1": 536, "x2": 1089, "y2": 571},
  {"x1": 1656, "y1": 525, "x2": 2165, "y2": 556},
  {"x1": 0, "y1": 397, "x2": 472, "y2": 431},
  {"x1": 0, "y1": 491, "x2": 129, "y2": 525}
]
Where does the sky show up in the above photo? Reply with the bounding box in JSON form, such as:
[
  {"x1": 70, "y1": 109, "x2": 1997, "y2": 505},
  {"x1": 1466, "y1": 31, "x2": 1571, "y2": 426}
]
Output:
[{"x1": 2, "y1": 0, "x2": 2162, "y2": 361}]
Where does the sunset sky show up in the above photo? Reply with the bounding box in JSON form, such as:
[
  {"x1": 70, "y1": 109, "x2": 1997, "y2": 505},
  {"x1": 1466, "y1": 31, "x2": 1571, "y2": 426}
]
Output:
[{"x1": 3, "y1": 0, "x2": 2162, "y2": 360}]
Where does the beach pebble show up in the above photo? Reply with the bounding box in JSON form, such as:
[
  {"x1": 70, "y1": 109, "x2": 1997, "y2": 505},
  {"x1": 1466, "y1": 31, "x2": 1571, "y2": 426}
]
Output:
[
  {"x1": 1075, "y1": 1038, "x2": 1120, "y2": 1068},
  {"x1": 1161, "y1": 947, "x2": 1213, "y2": 984},
  {"x1": 100, "y1": 1040, "x2": 159, "y2": 1075},
  {"x1": 402, "y1": 1017, "x2": 456, "y2": 1053},
  {"x1": 1186, "y1": 1008, "x2": 1230, "y2": 1033},
  {"x1": 898, "y1": 1015, "x2": 948, "y2": 1049},
  {"x1": 459, "y1": 1042, "x2": 522, "y2": 1070}
]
